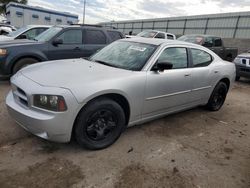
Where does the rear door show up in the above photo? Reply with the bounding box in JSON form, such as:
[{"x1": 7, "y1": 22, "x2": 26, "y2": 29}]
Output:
[
  {"x1": 48, "y1": 28, "x2": 84, "y2": 60},
  {"x1": 82, "y1": 29, "x2": 107, "y2": 58},
  {"x1": 189, "y1": 48, "x2": 216, "y2": 101}
]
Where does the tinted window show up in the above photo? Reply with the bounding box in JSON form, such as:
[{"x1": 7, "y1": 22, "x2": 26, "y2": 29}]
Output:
[
  {"x1": 57, "y1": 29, "x2": 82, "y2": 44},
  {"x1": 191, "y1": 49, "x2": 213, "y2": 67},
  {"x1": 214, "y1": 38, "x2": 222, "y2": 47},
  {"x1": 107, "y1": 31, "x2": 122, "y2": 42},
  {"x1": 167, "y1": 34, "x2": 174, "y2": 40},
  {"x1": 204, "y1": 37, "x2": 213, "y2": 47},
  {"x1": 155, "y1": 33, "x2": 165, "y2": 39},
  {"x1": 85, "y1": 30, "x2": 106, "y2": 44},
  {"x1": 158, "y1": 48, "x2": 188, "y2": 69}
]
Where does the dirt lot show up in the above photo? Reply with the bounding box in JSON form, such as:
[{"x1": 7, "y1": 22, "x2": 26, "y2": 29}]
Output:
[{"x1": 0, "y1": 80, "x2": 250, "y2": 188}]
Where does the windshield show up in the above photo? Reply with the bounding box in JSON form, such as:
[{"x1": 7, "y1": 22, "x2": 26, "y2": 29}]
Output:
[
  {"x1": 137, "y1": 31, "x2": 157, "y2": 38},
  {"x1": 178, "y1": 35, "x2": 204, "y2": 45},
  {"x1": 35, "y1": 26, "x2": 62, "y2": 42},
  {"x1": 7, "y1": 26, "x2": 30, "y2": 37},
  {"x1": 90, "y1": 41, "x2": 157, "y2": 71}
]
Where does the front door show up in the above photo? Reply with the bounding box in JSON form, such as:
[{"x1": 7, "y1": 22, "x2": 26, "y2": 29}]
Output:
[
  {"x1": 48, "y1": 29, "x2": 84, "y2": 60},
  {"x1": 143, "y1": 47, "x2": 193, "y2": 118}
]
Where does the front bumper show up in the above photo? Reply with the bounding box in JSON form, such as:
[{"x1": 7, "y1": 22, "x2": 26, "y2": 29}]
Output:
[
  {"x1": 236, "y1": 65, "x2": 250, "y2": 78},
  {"x1": 6, "y1": 73, "x2": 81, "y2": 143}
]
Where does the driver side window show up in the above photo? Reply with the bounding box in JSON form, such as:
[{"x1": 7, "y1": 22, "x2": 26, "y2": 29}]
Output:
[
  {"x1": 57, "y1": 29, "x2": 82, "y2": 44},
  {"x1": 157, "y1": 47, "x2": 188, "y2": 69}
]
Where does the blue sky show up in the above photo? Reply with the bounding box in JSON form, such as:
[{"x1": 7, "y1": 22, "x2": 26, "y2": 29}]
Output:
[{"x1": 28, "y1": 0, "x2": 250, "y2": 24}]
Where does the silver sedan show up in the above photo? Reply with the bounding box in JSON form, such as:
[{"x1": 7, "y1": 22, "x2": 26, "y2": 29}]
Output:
[{"x1": 6, "y1": 38, "x2": 236, "y2": 150}]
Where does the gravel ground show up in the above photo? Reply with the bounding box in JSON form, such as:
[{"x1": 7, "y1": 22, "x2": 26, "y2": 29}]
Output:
[{"x1": 0, "y1": 80, "x2": 250, "y2": 188}]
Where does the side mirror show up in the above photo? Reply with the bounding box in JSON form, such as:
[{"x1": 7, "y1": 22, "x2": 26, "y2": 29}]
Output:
[
  {"x1": 17, "y1": 34, "x2": 27, "y2": 39},
  {"x1": 153, "y1": 62, "x2": 173, "y2": 72},
  {"x1": 52, "y1": 38, "x2": 63, "y2": 46}
]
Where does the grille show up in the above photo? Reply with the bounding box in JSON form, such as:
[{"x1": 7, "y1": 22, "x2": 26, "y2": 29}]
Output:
[
  {"x1": 242, "y1": 59, "x2": 246, "y2": 64},
  {"x1": 240, "y1": 68, "x2": 250, "y2": 72},
  {"x1": 14, "y1": 87, "x2": 28, "y2": 107}
]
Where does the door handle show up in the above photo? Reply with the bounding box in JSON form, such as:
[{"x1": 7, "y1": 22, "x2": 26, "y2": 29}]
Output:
[
  {"x1": 214, "y1": 70, "x2": 219, "y2": 73},
  {"x1": 74, "y1": 47, "x2": 81, "y2": 50},
  {"x1": 184, "y1": 74, "x2": 191, "y2": 77}
]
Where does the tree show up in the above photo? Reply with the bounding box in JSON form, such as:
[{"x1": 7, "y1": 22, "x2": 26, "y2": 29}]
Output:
[{"x1": 0, "y1": 0, "x2": 28, "y2": 15}]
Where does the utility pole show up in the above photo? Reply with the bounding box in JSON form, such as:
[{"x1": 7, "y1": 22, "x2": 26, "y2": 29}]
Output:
[{"x1": 83, "y1": 0, "x2": 86, "y2": 24}]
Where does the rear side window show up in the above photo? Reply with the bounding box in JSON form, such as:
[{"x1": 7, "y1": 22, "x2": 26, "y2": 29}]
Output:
[
  {"x1": 191, "y1": 49, "x2": 213, "y2": 67},
  {"x1": 107, "y1": 31, "x2": 122, "y2": 42},
  {"x1": 214, "y1": 38, "x2": 222, "y2": 47},
  {"x1": 155, "y1": 33, "x2": 165, "y2": 39},
  {"x1": 85, "y1": 30, "x2": 106, "y2": 44},
  {"x1": 167, "y1": 34, "x2": 174, "y2": 40},
  {"x1": 57, "y1": 29, "x2": 82, "y2": 44}
]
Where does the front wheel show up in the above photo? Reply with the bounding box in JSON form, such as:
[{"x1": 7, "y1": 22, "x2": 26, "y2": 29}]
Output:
[
  {"x1": 74, "y1": 98, "x2": 126, "y2": 150},
  {"x1": 13, "y1": 58, "x2": 38, "y2": 74},
  {"x1": 206, "y1": 82, "x2": 228, "y2": 111}
]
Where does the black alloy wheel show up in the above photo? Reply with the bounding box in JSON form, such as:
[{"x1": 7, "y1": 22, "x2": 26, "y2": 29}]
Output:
[{"x1": 207, "y1": 82, "x2": 228, "y2": 111}]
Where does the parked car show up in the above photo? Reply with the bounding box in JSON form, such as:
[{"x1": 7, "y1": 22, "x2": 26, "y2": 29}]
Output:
[
  {"x1": 178, "y1": 35, "x2": 238, "y2": 61},
  {"x1": 0, "y1": 25, "x2": 50, "y2": 42},
  {"x1": 126, "y1": 30, "x2": 176, "y2": 40},
  {"x1": 0, "y1": 24, "x2": 16, "y2": 35},
  {"x1": 6, "y1": 38, "x2": 235, "y2": 150},
  {"x1": 234, "y1": 50, "x2": 250, "y2": 81},
  {"x1": 0, "y1": 25, "x2": 124, "y2": 79}
]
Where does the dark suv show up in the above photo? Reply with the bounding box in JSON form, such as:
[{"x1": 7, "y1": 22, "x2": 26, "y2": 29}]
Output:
[{"x1": 0, "y1": 25, "x2": 125, "y2": 79}]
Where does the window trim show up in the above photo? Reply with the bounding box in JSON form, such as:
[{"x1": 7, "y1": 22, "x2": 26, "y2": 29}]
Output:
[
  {"x1": 150, "y1": 47, "x2": 191, "y2": 71},
  {"x1": 188, "y1": 48, "x2": 214, "y2": 68}
]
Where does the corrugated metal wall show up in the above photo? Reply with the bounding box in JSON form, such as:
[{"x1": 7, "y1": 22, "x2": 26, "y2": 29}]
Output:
[{"x1": 100, "y1": 12, "x2": 250, "y2": 39}]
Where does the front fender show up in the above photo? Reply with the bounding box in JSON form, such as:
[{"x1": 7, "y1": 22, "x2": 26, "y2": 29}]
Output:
[{"x1": 5, "y1": 52, "x2": 48, "y2": 73}]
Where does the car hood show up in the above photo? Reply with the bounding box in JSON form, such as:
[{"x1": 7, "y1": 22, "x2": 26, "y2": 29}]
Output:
[
  {"x1": 21, "y1": 58, "x2": 135, "y2": 89},
  {"x1": 0, "y1": 35, "x2": 14, "y2": 42},
  {"x1": 0, "y1": 39, "x2": 38, "y2": 47},
  {"x1": 238, "y1": 53, "x2": 250, "y2": 58}
]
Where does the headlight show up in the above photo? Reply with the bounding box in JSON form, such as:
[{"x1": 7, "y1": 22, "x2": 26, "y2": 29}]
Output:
[
  {"x1": 0, "y1": 49, "x2": 7, "y2": 56},
  {"x1": 33, "y1": 95, "x2": 67, "y2": 112},
  {"x1": 234, "y1": 57, "x2": 241, "y2": 64}
]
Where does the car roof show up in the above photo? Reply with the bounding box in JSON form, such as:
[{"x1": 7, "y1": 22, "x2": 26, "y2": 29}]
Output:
[
  {"x1": 55, "y1": 24, "x2": 119, "y2": 31},
  {"x1": 121, "y1": 37, "x2": 200, "y2": 47},
  {"x1": 141, "y1": 30, "x2": 174, "y2": 35},
  {"x1": 27, "y1": 25, "x2": 51, "y2": 28},
  {"x1": 180, "y1": 34, "x2": 219, "y2": 38}
]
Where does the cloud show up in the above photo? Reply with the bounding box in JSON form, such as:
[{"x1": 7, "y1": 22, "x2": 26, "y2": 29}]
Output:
[{"x1": 28, "y1": 0, "x2": 250, "y2": 24}]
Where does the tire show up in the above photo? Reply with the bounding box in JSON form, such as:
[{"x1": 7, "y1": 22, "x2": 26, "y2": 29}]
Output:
[
  {"x1": 206, "y1": 82, "x2": 228, "y2": 111},
  {"x1": 235, "y1": 76, "x2": 240, "y2": 81},
  {"x1": 12, "y1": 58, "x2": 38, "y2": 74},
  {"x1": 74, "y1": 97, "x2": 126, "y2": 150}
]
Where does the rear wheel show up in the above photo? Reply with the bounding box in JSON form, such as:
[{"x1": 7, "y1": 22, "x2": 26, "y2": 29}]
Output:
[
  {"x1": 13, "y1": 58, "x2": 38, "y2": 74},
  {"x1": 74, "y1": 98, "x2": 126, "y2": 150},
  {"x1": 206, "y1": 82, "x2": 228, "y2": 111}
]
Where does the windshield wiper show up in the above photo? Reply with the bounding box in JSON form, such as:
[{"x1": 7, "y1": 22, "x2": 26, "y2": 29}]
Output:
[{"x1": 93, "y1": 60, "x2": 120, "y2": 68}]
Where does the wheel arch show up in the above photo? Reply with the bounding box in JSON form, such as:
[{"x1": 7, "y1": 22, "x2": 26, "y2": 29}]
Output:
[
  {"x1": 219, "y1": 77, "x2": 230, "y2": 90},
  {"x1": 9, "y1": 54, "x2": 47, "y2": 73},
  {"x1": 71, "y1": 92, "x2": 131, "y2": 140}
]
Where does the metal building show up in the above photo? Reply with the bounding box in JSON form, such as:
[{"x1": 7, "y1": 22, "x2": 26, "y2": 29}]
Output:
[
  {"x1": 6, "y1": 2, "x2": 79, "y2": 28},
  {"x1": 100, "y1": 11, "x2": 250, "y2": 39}
]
